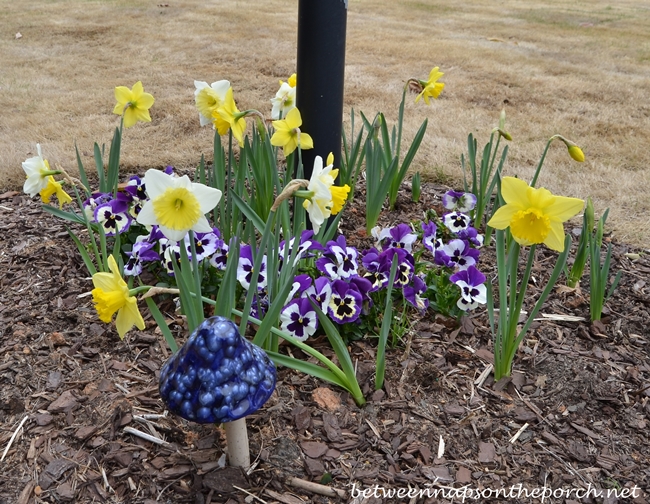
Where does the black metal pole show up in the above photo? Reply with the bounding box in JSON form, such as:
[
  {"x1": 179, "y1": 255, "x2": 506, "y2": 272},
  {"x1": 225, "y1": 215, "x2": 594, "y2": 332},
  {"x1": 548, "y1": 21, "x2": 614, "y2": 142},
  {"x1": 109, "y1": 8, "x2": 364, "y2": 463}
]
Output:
[{"x1": 296, "y1": 0, "x2": 348, "y2": 180}]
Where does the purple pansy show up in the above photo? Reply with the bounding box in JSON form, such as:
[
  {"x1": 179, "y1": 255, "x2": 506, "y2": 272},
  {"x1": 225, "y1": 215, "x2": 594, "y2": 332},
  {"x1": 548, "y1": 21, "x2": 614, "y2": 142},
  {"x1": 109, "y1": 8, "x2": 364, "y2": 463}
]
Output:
[
  {"x1": 377, "y1": 224, "x2": 418, "y2": 253},
  {"x1": 83, "y1": 192, "x2": 113, "y2": 222},
  {"x1": 280, "y1": 298, "x2": 318, "y2": 342},
  {"x1": 378, "y1": 248, "x2": 415, "y2": 288},
  {"x1": 316, "y1": 235, "x2": 359, "y2": 280},
  {"x1": 442, "y1": 190, "x2": 477, "y2": 212},
  {"x1": 208, "y1": 238, "x2": 229, "y2": 270},
  {"x1": 185, "y1": 231, "x2": 220, "y2": 262},
  {"x1": 279, "y1": 230, "x2": 324, "y2": 266},
  {"x1": 421, "y1": 221, "x2": 441, "y2": 253},
  {"x1": 304, "y1": 277, "x2": 332, "y2": 312},
  {"x1": 403, "y1": 275, "x2": 429, "y2": 313},
  {"x1": 450, "y1": 266, "x2": 486, "y2": 310},
  {"x1": 237, "y1": 244, "x2": 268, "y2": 290},
  {"x1": 456, "y1": 226, "x2": 484, "y2": 248},
  {"x1": 328, "y1": 280, "x2": 363, "y2": 324},
  {"x1": 287, "y1": 274, "x2": 313, "y2": 303},
  {"x1": 94, "y1": 198, "x2": 132, "y2": 236},
  {"x1": 435, "y1": 239, "x2": 479, "y2": 270},
  {"x1": 162, "y1": 241, "x2": 181, "y2": 275},
  {"x1": 124, "y1": 240, "x2": 160, "y2": 276}
]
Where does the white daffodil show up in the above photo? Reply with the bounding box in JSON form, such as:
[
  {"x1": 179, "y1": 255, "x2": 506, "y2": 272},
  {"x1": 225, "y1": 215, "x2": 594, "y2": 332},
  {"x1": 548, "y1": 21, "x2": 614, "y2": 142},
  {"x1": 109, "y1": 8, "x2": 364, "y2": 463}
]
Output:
[
  {"x1": 303, "y1": 156, "x2": 337, "y2": 234},
  {"x1": 194, "y1": 80, "x2": 230, "y2": 127},
  {"x1": 22, "y1": 144, "x2": 56, "y2": 197},
  {"x1": 136, "y1": 169, "x2": 222, "y2": 242},
  {"x1": 271, "y1": 81, "x2": 296, "y2": 120}
]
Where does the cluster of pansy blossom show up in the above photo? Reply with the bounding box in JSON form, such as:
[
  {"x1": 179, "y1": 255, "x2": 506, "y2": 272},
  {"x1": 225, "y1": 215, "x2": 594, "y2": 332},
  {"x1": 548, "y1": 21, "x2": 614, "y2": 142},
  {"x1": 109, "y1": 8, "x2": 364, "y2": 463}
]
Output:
[
  {"x1": 420, "y1": 190, "x2": 487, "y2": 311},
  {"x1": 209, "y1": 190, "x2": 488, "y2": 343}
]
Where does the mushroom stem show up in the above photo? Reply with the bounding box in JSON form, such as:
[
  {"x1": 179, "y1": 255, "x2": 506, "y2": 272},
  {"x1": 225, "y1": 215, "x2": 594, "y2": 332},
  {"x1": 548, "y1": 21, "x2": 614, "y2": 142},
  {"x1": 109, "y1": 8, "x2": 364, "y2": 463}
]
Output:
[{"x1": 224, "y1": 418, "x2": 250, "y2": 468}]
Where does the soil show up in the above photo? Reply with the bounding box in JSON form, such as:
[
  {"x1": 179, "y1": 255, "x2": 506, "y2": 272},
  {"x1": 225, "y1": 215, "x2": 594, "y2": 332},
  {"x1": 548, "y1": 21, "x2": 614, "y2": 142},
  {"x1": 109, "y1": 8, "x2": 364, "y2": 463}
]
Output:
[{"x1": 1, "y1": 180, "x2": 649, "y2": 504}]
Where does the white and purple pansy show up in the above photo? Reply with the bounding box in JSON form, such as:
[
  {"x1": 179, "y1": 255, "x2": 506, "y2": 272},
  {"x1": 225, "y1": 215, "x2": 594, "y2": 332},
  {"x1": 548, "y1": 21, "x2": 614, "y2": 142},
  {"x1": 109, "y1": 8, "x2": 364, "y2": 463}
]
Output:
[
  {"x1": 361, "y1": 248, "x2": 387, "y2": 291},
  {"x1": 237, "y1": 244, "x2": 268, "y2": 290},
  {"x1": 403, "y1": 275, "x2": 429, "y2": 313},
  {"x1": 378, "y1": 248, "x2": 415, "y2": 288},
  {"x1": 124, "y1": 175, "x2": 148, "y2": 217},
  {"x1": 287, "y1": 274, "x2": 313, "y2": 303},
  {"x1": 328, "y1": 280, "x2": 363, "y2": 324},
  {"x1": 184, "y1": 231, "x2": 220, "y2": 262},
  {"x1": 83, "y1": 192, "x2": 113, "y2": 222},
  {"x1": 279, "y1": 230, "x2": 324, "y2": 266},
  {"x1": 327, "y1": 235, "x2": 359, "y2": 279},
  {"x1": 421, "y1": 221, "x2": 442, "y2": 253},
  {"x1": 450, "y1": 265, "x2": 486, "y2": 310},
  {"x1": 443, "y1": 211, "x2": 472, "y2": 233},
  {"x1": 94, "y1": 198, "x2": 132, "y2": 236},
  {"x1": 304, "y1": 277, "x2": 332, "y2": 312},
  {"x1": 280, "y1": 297, "x2": 319, "y2": 342},
  {"x1": 124, "y1": 241, "x2": 160, "y2": 276},
  {"x1": 162, "y1": 241, "x2": 181, "y2": 276},
  {"x1": 456, "y1": 226, "x2": 484, "y2": 248},
  {"x1": 435, "y1": 239, "x2": 479, "y2": 270},
  {"x1": 316, "y1": 235, "x2": 359, "y2": 280},
  {"x1": 208, "y1": 238, "x2": 229, "y2": 271},
  {"x1": 442, "y1": 190, "x2": 477, "y2": 213},
  {"x1": 379, "y1": 223, "x2": 418, "y2": 253}
]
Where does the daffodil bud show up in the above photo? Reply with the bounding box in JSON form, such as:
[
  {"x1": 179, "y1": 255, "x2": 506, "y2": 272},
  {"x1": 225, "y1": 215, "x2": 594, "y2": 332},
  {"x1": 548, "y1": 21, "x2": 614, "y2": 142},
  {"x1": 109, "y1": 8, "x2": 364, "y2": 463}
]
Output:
[
  {"x1": 499, "y1": 108, "x2": 506, "y2": 130},
  {"x1": 568, "y1": 145, "x2": 585, "y2": 162},
  {"x1": 255, "y1": 117, "x2": 266, "y2": 141},
  {"x1": 585, "y1": 197, "x2": 595, "y2": 233}
]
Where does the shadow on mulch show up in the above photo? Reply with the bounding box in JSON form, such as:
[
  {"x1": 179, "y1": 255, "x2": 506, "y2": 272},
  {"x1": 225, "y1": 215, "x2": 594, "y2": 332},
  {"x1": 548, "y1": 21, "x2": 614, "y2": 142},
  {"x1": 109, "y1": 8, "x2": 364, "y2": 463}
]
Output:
[{"x1": 0, "y1": 181, "x2": 649, "y2": 504}]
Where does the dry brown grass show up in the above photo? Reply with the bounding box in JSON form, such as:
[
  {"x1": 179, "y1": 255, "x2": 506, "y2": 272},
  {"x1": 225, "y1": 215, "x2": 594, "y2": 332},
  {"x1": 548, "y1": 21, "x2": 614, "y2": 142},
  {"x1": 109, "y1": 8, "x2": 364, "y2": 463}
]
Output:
[{"x1": 2, "y1": 0, "x2": 649, "y2": 246}]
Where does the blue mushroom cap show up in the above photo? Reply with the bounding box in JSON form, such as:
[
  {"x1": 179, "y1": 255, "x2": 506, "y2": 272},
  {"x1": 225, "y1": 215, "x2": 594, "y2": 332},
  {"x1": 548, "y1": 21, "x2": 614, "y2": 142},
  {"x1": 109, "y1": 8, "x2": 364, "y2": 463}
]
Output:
[{"x1": 159, "y1": 316, "x2": 276, "y2": 423}]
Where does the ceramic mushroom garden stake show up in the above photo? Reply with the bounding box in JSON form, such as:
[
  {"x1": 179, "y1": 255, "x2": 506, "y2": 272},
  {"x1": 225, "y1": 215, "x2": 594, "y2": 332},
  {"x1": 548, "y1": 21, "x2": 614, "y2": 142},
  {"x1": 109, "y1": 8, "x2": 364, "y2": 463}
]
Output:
[{"x1": 159, "y1": 316, "x2": 277, "y2": 468}]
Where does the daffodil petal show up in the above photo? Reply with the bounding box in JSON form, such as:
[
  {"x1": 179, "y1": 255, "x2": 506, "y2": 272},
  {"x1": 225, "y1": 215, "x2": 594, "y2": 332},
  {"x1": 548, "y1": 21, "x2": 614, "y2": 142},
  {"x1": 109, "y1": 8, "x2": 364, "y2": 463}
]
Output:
[
  {"x1": 143, "y1": 168, "x2": 170, "y2": 200},
  {"x1": 115, "y1": 299, "x2": 145, "y2": 338},
  {"x1": 114, "y1": 86, "x2": 132, "y2": 104},
  {"x1": 138, "y1": 92, "x2": 155, "y2": 109},
  {"x1": 92, "y1": 271, "x2": 118, "y2": 292},
  {"x1": 500, "y1": 177, "x2": 531, "y2": 208},
  {"x1": 300, "y1": 133, "x2": 314, "y2": 150},
  {"x1": 158, "y1": 224, "x2": 188, "y2": 242},
  {"x1": 544, "y1": 221, "x2": 567, "y2": 252},
  {"x1": 285, "y1": 107, "x2": 302, "y2": 129},
  {"x1": 136, "y1": 201, "x2": 157, "y2": 227},
  {"x1": 487, "y1": 205, "x2": 518, "y2": 229},
  {"x1": 544, "y1": 195, "x2": 584, "y2": 222},
  {"x1": 191, "y1": 183, "x2": 222, "y2": 214}
]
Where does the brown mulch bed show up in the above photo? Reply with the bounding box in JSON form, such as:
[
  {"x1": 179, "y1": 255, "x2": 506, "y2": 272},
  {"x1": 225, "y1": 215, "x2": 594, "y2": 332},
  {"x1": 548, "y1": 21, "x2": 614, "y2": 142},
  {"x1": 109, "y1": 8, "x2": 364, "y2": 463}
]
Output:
[{"x1": 0, "y1": 181, "x2": 649, "y2": 504}]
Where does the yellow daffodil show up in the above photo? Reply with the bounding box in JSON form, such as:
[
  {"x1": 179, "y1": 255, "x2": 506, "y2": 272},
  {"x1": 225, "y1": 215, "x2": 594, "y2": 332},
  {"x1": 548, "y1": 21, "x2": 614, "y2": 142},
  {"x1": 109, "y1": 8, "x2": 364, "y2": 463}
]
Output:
[
  {"x1": 214, "y1": 87, "x2": 247, "y2": 145},
  {"x1": 487, "y1": 177, "x2": 584, "y2": 252},
  {"x1": 415, "y1": 67, "x2": 445, "y2": 105},
  {"x1": 194, "y1": 79, "x2": 230, "y2": 127},
  {"x1": 92, "y1": 255, "x2": 145, "y2": 338},
  {"x1": 22, "y1": 144, "x2": 59, "y2": 197},
  {"x1": 39, "y1": 176, "x2": 72, "y2": 208},
  {"x1": 271, "y1": 107, "x2": 313, "y2": 157},
  {"x1": 113, "y1": 81, "x2": 155, "y2": 128},
  {"x1": 287, "y1": 73, "x2": 297, "y2": 87},
  {"x1": 136, "y1": 169, "x2": 222, "y2": 242}
]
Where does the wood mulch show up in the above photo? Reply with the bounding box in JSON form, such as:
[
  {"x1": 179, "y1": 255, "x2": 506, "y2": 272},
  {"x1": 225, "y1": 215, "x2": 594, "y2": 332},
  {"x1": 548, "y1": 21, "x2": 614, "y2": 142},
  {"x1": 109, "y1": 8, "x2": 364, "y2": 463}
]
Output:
[{"x1": 0, "y1": 180, "x2": 649, "y2": 504}]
